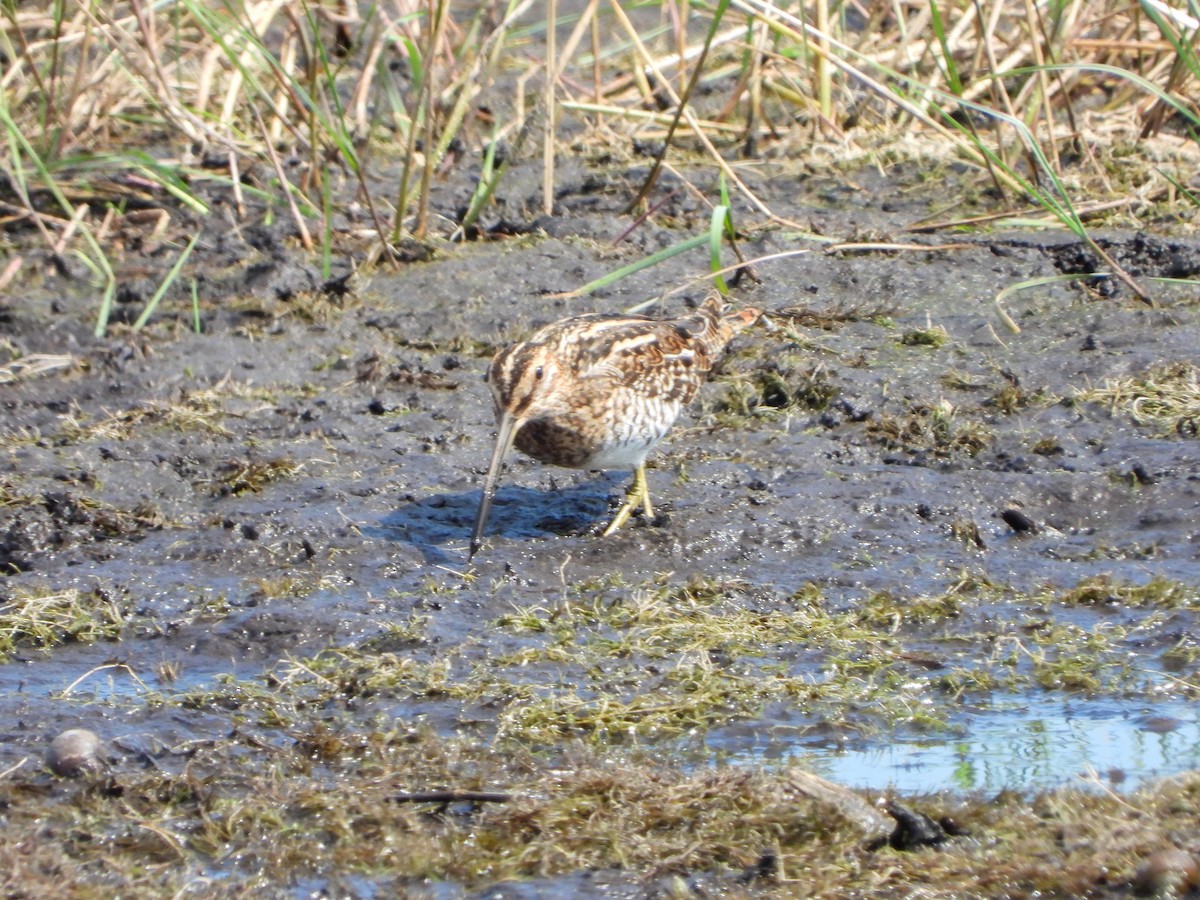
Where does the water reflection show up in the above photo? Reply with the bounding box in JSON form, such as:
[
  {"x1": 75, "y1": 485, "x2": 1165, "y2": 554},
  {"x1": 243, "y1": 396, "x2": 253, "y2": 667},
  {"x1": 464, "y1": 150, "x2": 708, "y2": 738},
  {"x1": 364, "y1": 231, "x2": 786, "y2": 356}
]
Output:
[{"x1": 719, "y1": 697, "x2": 1200, "y2": 792}]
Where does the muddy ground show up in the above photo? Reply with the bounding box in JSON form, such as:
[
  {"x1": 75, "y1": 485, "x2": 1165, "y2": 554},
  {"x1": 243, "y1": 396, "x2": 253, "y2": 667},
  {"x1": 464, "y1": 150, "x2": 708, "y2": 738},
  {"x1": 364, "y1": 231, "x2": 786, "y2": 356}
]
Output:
[{"x1": 2, "y1": 152, "x2": 1200, "y2": 895}]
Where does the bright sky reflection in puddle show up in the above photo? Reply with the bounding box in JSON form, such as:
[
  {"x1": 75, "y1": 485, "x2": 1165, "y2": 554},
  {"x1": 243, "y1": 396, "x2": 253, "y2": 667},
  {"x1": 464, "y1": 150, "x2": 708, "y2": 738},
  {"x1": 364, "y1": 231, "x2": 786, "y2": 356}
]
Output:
[{"x1": 719, "y1": 697, "x2": 1200, "y2": 793}]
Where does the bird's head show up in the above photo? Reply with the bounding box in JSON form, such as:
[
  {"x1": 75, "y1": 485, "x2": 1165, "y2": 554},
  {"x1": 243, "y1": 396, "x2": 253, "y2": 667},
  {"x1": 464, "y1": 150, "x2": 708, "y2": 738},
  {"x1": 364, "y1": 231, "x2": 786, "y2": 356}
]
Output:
[
  {"x1": 486, "y1": 341, "x2": 563, "y2": 424},
  {"x1": 470, "y1": 340, "x2": 562, "y2": 560}
]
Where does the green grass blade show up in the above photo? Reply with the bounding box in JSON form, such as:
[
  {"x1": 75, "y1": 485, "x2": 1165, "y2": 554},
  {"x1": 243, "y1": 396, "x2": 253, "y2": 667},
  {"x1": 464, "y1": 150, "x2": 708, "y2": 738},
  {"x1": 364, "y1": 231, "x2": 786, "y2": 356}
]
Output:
[
  {"x1": 567, "y1": 233, "x2": 710, "y2": 298},
  {"x1": 928, "y1": 0, "x2": 963, "y2": 96},
  {"x1": 132, "y1": 233, "x2": 200, "y2": 331},
  {"x1": 0, "y1": 86, "x2": 117, "y2": 336},
  {"x1": 709, "y1": 205, "x2": 732, "y2": 294},
  {"x1": 1010, "y1": 62, "x2": 1200, "y2": 132},
  {"x1": 191, "y1": 279, "x2": 201, "y2": 334},
  {"x1": 1156, "y1": 168, "x2": 1200, "y2": 208},
  {"x1": 1137, "y1": 0, "x2": 1200, "y2": 87},
  {"x1": 454, "y1": 131, "x2": 501, "y2": 240},
  {"x1": 92, "y1": 279, "x2": 118, "y2": 338}
]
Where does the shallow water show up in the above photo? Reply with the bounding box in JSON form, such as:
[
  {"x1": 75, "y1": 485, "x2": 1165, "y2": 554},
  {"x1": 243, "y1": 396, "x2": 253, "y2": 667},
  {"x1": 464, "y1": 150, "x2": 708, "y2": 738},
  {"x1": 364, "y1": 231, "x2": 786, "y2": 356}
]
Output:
[{"x1": 720, "y1": 696, "x2": 1200, "y2": 793}]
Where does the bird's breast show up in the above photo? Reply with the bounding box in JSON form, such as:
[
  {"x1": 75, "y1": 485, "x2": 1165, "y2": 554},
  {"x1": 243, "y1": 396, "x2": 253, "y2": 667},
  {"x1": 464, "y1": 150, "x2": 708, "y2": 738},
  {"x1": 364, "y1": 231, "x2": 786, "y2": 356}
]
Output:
[{"x1": 513, "y1": 394, "x2": 683, "y2": 470}]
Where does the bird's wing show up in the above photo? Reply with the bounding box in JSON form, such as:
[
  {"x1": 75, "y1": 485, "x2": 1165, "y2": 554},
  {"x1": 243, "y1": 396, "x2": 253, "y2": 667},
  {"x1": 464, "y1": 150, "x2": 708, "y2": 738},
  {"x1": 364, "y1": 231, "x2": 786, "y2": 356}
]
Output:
[{"x1": 572, "y1": 317, "x2": 715, "y2": 402}]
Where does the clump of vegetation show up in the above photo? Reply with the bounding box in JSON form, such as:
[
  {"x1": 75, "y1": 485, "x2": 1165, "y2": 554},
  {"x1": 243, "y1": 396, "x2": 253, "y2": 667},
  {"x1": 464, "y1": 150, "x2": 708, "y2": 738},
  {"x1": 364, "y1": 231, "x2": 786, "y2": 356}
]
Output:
[
  {"x1": 987, "y1": 380, "x2": 1053, "y2": 415},
  {"x1": 0, "y1": 586, "x2": 127, "y2": 657},
  {"x1": 55, "y1": 391, "x2": 241, "y2": 443},
  {"x1": 1056, "y1": 575, "x2": 1199, "y2": 610},
  {"x1": 164, "y1": 571, "x2": 1197, "y2": 754},
  {"x1": 867, "y1": 400, "x2": 991, "y2": 457},
  {"x1": 212, "y1": 456, "x2": 304, "y2": 496},
  {"x1": 899, "y1": 325, "x2": 949, "y2": 348},
  {"x1": 1079, "y1": 362, "x2": 1200, "y2": 436},
  {"x1": 1, "y1": 721, "x2": 1198, "y2": 896},
  {"x1": 717, "y1": 360, "x2": 840, "y2": 419}
]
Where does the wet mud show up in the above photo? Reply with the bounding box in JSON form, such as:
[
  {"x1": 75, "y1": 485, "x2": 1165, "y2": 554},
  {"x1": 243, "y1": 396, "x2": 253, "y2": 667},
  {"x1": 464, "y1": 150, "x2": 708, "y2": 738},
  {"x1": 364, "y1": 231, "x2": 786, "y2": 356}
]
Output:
[{"x1": 2, "y1": 155, "x2": 1199, "y2": 893}]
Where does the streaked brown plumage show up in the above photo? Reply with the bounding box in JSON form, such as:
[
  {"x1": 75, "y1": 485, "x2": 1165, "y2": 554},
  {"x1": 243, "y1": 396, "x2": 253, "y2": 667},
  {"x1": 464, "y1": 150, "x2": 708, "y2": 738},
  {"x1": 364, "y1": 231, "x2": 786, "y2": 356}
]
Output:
[{"x1": 469, "y1": 296, "x2": 760, "y2": 559}]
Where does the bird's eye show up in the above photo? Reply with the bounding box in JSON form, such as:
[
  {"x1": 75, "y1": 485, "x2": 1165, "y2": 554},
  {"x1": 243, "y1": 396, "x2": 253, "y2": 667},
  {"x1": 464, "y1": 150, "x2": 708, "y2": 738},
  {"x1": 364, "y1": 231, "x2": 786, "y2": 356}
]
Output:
[{"x1": 534, "y1": 366, "x2": 544, "y2": 380}]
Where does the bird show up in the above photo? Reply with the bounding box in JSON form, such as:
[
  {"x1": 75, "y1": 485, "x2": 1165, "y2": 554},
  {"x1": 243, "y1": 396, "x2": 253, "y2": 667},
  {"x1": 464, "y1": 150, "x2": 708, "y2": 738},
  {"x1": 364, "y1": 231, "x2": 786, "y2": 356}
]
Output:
[{"x1": 469, "y1": 296, "x2": 761, "y2": 559}]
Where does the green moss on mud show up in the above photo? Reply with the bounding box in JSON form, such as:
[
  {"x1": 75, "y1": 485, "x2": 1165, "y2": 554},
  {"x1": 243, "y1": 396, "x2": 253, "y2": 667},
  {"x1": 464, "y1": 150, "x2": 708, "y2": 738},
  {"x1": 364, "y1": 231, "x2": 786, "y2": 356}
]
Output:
[
  {"x1": 0, "y1": 586, "x2": 128, "y2": 657},
  {"x1": 2, "y1": 571, "x2": 1197, "y2": 894},
  {"x1": 157, "y1": 572, "x2": 1200, "y2": 753},
  {"x1": 3, "y1": 725, "x2": 1198, "y2": 897}
]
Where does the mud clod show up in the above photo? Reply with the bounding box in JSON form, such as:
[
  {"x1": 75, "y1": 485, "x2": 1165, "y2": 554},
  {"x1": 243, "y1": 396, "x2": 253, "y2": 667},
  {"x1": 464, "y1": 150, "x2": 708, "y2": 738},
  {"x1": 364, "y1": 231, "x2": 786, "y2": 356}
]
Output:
[
  {"x1": 1000, "y1": 508, "x2": 1039, "y2": 534},
  {"x1": 884, "y1": 800, "x2": 950, "y2": 851}
]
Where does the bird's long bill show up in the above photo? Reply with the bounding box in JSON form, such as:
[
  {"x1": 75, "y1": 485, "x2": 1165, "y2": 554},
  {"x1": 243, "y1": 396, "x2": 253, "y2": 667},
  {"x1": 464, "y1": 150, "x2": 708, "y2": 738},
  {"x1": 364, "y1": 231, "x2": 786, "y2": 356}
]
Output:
[{"x1": 469, "y1": 409, "x2": 519, "y2": 560}]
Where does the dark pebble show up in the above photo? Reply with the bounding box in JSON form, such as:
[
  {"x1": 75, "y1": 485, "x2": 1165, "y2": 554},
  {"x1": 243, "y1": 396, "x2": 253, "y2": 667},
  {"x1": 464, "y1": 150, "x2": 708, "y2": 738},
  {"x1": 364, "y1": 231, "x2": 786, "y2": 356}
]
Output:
[{"x1": 1000, "y1": 508, "x2": 1038, "y2": 534}]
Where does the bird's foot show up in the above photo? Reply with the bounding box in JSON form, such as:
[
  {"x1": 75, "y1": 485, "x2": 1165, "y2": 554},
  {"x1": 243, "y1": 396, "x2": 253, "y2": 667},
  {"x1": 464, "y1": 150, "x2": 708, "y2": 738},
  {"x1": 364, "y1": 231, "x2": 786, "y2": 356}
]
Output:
[{"x1": 601, "y1": 465, "x2": 654, "y2": 535}]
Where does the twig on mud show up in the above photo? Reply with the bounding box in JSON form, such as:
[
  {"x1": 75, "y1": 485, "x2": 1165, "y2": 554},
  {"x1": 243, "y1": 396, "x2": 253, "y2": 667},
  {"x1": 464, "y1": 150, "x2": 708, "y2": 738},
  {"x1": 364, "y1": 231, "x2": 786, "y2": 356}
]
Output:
[
  {"x1": 0, "y1": 354, "x2": 78, "y2": 384},
  {"x1": 907, "y1": 198, "x2": 1138, "y2": 233},
  {"x1": 626, "y1": 248, "x2": 821, "y2": 314},
  {"x1": 824, "y1": 241, "x2": 976, "y2": 254},
  {"x1": 393, "y1": 790, "x2": 513, "y2": 804},
  {"x1": 0, "y1": 256, "x2": 22, "y2": 294},
  {"x1": 253, "y1": 104, "x2": 314, "y2": 253},
  {"x1": 55, "y1": 662, "x2": 152, "y2": 698},
  {"x1": 0, "y1": 757, "x2": 29, "y2": 780}
]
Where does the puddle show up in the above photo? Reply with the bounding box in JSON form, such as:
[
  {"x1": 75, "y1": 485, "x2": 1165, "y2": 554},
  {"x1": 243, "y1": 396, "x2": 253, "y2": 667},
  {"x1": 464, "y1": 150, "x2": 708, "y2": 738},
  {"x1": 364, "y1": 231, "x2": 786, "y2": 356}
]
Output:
[{"x1": 716, "y1": 696, "x2": 1200, "y2": 793}]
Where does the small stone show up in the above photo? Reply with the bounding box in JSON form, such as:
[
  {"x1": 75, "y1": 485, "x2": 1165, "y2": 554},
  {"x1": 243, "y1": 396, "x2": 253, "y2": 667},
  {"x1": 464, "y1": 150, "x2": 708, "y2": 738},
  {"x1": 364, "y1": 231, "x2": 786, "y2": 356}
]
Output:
[
  {"x1": 1000, "y1": 508, "x2": 1038, "y2": 534},
  {"x1": 1133, "y1": 848, "x2": 1200, "y2": 897},
  {"x1": 47, "y1": 728, "x2": 103, "y2": 777}
]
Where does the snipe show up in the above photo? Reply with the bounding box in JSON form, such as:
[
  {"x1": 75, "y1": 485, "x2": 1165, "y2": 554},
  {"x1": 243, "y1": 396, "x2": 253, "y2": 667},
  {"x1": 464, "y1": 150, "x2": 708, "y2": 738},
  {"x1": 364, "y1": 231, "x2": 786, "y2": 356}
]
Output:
[{"x1": 469, "y1": 296, "x2": 760, "y2": 559}]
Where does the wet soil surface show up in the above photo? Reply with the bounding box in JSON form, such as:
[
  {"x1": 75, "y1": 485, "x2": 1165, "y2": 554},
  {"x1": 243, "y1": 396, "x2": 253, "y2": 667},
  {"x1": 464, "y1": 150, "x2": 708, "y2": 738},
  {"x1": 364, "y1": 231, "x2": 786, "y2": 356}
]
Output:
[{"x1": 2, "y1": 156, "x2": 1200, "y2": 892}]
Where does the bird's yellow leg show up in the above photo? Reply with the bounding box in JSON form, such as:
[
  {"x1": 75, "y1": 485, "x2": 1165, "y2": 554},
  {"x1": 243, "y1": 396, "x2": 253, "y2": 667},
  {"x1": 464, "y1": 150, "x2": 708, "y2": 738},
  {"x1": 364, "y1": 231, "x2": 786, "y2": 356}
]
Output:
[
  {"x1": 602, "y1": 464, "x2": 653, "y2": 535},
  {"x1": 638, "y1": 465, "x2": 654, "y2": 520}
]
